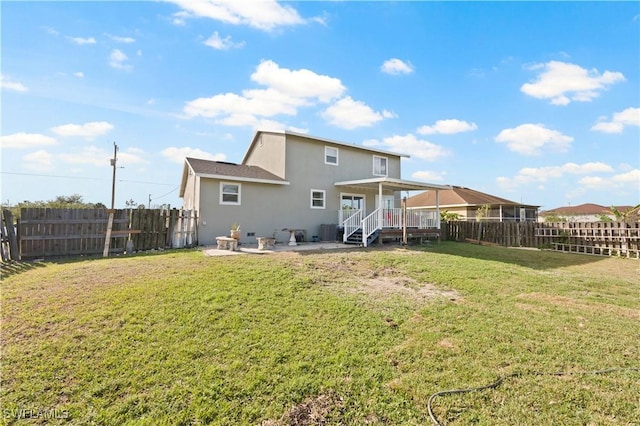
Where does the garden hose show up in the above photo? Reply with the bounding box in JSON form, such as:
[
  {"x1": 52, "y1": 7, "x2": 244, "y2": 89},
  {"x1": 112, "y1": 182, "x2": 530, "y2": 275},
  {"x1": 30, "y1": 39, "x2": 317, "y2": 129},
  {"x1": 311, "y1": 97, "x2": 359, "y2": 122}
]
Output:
[{"x1": 427, "y1": 367, "x2": 640, "y2": 426}]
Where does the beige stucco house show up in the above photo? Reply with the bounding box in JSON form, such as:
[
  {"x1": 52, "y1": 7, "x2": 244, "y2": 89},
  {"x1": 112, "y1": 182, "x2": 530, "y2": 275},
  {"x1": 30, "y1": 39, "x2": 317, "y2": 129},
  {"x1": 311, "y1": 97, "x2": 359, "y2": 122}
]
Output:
[
  {"x1": 406, "y1": 186, "x2": 539, "y2": 222},
  {"x1": 180, "y1": 130, "x2": 451, "y2": 246}
]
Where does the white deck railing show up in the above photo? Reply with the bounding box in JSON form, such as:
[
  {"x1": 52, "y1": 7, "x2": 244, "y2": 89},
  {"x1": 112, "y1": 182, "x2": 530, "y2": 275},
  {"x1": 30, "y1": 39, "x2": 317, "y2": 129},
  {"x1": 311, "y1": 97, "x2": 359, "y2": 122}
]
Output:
[
  {"x1": 362, "y1": 209, "x2": 380, "y2": 247},
  {"x1": 342, "y1": 209, "x2": 362, "y2": 242},
  {"x1": 340, "y1": 208, "x2": 440, "y2": 246}
]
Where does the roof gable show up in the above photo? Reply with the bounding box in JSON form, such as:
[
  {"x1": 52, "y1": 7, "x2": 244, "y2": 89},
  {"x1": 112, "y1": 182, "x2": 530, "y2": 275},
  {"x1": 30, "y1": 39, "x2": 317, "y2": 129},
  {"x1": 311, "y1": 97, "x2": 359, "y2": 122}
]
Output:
[{"x1": 241, "y1": 130, "x2": 409, "y2": 164}]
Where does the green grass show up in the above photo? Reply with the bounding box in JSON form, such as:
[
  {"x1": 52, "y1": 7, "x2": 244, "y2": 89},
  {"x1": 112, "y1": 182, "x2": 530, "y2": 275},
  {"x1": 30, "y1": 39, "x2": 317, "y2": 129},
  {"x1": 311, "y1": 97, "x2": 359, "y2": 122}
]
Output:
[{"x1": 1, "y1": 243, "x2": 638, "y2": 425}]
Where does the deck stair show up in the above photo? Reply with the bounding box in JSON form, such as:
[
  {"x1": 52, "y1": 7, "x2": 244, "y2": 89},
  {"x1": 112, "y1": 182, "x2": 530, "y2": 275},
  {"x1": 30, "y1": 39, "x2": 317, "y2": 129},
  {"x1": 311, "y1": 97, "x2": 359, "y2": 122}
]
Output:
[{"x1": 345, "y1": 228, "x2": 380, "y2": 245}]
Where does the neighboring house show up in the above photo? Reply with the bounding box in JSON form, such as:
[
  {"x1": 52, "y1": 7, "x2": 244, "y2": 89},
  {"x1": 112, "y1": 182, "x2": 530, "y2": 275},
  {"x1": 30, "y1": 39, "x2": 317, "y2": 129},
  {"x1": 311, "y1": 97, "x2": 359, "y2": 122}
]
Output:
[
  {"x1": 539, "y1": 203, "x2": 634, "y2": 222},
  {"x1": 180, "y1": 130, "x2": 451, "y2": 246},
  {"x1": 406, "y1": 186, "x2": 539, "y2": 222}
]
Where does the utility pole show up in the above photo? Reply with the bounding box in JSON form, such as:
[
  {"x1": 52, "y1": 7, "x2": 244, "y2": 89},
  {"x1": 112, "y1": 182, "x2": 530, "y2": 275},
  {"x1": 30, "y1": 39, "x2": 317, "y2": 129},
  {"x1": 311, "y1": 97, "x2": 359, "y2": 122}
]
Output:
[
  {"x1": 110, "y1": 142, "x2": 119, "y2": 209},
  {"x1": 104, "y1": 142, "x2": 118, "y2": 257}
]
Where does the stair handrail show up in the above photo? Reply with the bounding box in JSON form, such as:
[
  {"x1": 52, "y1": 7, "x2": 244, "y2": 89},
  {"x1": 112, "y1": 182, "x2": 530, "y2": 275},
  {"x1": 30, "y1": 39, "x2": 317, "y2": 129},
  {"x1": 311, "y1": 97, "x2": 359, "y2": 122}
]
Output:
[
  {"x1": 343, "y1": 209, "x2": 362, "y2": 242},
  {"x1": 362, "y1": 208, "x2": 381, "y2": 247}
]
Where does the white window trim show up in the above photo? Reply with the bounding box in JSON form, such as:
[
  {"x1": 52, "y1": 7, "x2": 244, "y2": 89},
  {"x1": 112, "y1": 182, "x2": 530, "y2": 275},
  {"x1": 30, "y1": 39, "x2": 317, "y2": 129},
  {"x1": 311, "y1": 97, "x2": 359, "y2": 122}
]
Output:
[
  {"x1": 325, "y1": 146, "x2": 339, "y2": 166},
  {"x1": 310, "y1": 189, "x2": 326, "y2": 209},
  {"x1": 373, "y1": 155, "x2": 388, "y2": 176},
  {"x1": 219, "y1": 181, "x2": 241, "y2": 205}
]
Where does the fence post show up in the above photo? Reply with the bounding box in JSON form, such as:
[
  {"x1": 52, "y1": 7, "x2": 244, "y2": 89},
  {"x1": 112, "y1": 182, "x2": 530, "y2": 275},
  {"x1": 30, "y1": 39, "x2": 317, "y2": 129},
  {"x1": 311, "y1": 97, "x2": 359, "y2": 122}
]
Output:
[{"x1": 3, "y1": 210, "x2": 20, "y2": 261}]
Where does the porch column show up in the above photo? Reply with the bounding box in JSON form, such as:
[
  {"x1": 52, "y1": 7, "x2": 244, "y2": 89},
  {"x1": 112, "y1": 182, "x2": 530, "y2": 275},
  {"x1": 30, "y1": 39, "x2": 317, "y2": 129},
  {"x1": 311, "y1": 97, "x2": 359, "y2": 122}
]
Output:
[
  {"x1": 435, "y1": 190, "x2": 441, "y2": 229},
  {"x1": 499, "y1": 205, "x2": 503, "y2": 222},
  {"x1": 378, "y1": 182, "x2": 383, "y2": 228}
]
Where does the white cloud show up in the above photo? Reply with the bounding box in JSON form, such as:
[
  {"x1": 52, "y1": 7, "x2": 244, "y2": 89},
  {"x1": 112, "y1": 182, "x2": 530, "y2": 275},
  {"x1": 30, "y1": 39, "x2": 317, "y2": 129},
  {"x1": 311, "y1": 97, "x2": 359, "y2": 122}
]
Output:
[
  {"x1": 203, "y1": 32, "x2": 245, "y2": 50},
  {"x1": 68, "y1": 36, "x2": 96, "y2": 45},
  {"x1": 578, "y1": 169, "x2": 640, "y2": 191},
  {"x1": 166, "y1": 0, "x2": 305, "y2": 31},
  {"x1": 516, "y1": 162, "x2": 614, "y2": 183},
  {"x1": 495, "y1": 123, "x2": 573, "y2": 155},
  {"x1": 58, "y1": 146, "x2": 111, "y2": 167},
  {"x1": 591, "y1": 107, "x2": 640, "y2": 133},
  {"x1": 322, "y1": 97, "x2": 394, "y2": 129},
  {"x1": 118, "y1": 148, "x2": 149, "y2": 165},
  {"x1": 367, "y1": 134, "x2": 450, "y2": 161},
  {"x1": 497, "y1": 161, "x2": 617, "y2": 192},
  {"x1": 109, "y1": 49, "x2": 132, "y2": 71},
  {"x1": 521, "y1": 61, "x2": 625, "y2": 105},
  {"x1": 58, "y1": 146, "x2": 147, "y2": 167},
  {"x1": 0, "y1": 132, "x2": 58, "y2": 149},
  {"x1": 611, "y1": 168, "x2": 640, "y2": 184},
  {"x1": 1, "y1": 74, "x2": 28, "y2": 92},
  {"x1": 185, "y1": 89, "x2": 305, "y2": 119},
  {"x1": 51, "y1": 121, "x2": 114, "y2": 139},
  {"x1": 183, "y1": 61, "x2": 349, "y2": 129},
  {"x1": 24, "y1": 150, "x2": 54, "y2": 171},
  {"x1": 381, "y1": 58, "x2": 414, "y2": 75},
  {"x1": 412, "y1": 170, "x2": 447, "y2": 182},
  {"x1": 417, "y1": 119, "x2": 478, "y2": 135},
  {"x1": 161, "y1": 147, "x2": 227, "y2": 164},
  {"x1": 250, "y1": 60, "x2": 345, "y2": 102},
  {"x1": 73, "y1": 71, "x2": 84, "y2": 78},
  {"x1": 106, "y1": 34, "x2": 136, "y2": 43}
]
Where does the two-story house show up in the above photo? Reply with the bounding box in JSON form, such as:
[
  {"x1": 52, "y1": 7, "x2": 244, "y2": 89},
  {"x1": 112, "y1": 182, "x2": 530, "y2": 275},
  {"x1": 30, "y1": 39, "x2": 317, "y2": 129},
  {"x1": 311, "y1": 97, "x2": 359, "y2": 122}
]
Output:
[{"x1": 180, "y1": 130, "x2": 451, "y2": 246}]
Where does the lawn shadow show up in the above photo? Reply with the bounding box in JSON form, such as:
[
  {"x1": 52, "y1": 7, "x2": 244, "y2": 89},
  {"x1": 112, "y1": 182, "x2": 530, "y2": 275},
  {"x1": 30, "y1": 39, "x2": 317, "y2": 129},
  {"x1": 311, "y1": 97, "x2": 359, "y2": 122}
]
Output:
[
  {"x1": 412, "y1": 241, "x2": 609, "y2": 270},
  {"x1": 0, "y1": 260, "x2": 48, "y2": 280}
]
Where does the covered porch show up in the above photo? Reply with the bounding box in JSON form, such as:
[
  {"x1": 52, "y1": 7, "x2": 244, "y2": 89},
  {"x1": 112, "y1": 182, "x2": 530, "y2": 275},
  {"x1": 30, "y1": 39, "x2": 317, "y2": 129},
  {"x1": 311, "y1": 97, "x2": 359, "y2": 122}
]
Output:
[{"x1": 334, "y1": 177, "x2": 452, "y2": 246}]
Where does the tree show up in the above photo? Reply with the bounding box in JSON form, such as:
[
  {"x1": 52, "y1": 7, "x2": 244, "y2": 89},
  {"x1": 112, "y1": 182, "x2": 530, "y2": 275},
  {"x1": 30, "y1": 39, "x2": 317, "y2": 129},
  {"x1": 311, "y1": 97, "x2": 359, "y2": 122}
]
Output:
[
  {"x1": 440, "y1": 210, "x2": 460, "y2": 222},
  {"x1": 544, "y1": 213, "x2": 568, "y2": 223},
  {"x1": 2, "y1": 195, "x2": 107, "y2": 219},
  {"x1": 610, "y1": 204, "x2": 640, "y2": 225},
  {"x1": 475, "y1": 204, "x2": 490, "y2": 243},
  {"x1": 475, "y1": 204, "x2": 490, "y2": 222}
]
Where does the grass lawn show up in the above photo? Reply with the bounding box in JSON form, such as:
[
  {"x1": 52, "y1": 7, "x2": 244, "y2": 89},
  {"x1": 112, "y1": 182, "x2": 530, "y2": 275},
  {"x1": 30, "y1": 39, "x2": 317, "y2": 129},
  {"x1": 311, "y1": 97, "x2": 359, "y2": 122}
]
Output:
[{"x1": 1, "y1": 242, "x2": 639, "y2": 425}]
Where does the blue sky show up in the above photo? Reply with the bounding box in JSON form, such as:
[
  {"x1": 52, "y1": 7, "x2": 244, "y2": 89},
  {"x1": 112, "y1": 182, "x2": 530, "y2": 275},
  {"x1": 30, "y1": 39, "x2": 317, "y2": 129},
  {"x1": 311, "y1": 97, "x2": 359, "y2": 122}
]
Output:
[{"x1": 2, "y1": 1, "x2": 639, "y2": 210}]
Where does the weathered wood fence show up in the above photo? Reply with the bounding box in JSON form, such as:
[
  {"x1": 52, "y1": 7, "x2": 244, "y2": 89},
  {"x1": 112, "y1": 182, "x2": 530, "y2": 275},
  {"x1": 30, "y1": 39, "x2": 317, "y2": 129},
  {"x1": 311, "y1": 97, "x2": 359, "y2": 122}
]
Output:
[
  {"x1": 443, "y1": 221, "x2": 640, "y2": 258},
  {"x1": 1, "y1": 210, "x2": 20, "y2": 262},
  {"x1": 3, "y1": 208, "x2": 197, "y2": 261}
]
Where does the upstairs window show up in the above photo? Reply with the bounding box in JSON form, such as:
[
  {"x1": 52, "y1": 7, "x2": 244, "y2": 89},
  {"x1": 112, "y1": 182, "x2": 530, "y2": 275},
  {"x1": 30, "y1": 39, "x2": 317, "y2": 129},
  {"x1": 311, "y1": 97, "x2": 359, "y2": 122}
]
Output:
[
  {"x1": 220, "y1": 182, "x2": 241, "y2": 205},
  {"x1": 310, "y1": 189, "x2": 326, "y2": 209},
  {"x1": 373, "y1": 155, "x2": 388, "y2": 176},
  {"x1": 325, "y1": 146, "x2": 338, "y2": 165}
]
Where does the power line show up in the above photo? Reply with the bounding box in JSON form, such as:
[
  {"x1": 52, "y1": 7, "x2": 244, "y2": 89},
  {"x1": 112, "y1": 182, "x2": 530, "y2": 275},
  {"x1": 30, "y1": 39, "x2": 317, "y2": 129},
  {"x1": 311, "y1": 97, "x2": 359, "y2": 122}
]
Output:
[
  {"x1": 152, "y1": 186, "x2": 179, "y2": 200},
  {"x1": 1, "y1": 171, "x2": 102, "y2": 181},
  {"x1": 118, "y1": 179, "x2": 174, "y2": 186},
  {"x1": 1, "y1": 172, "x2": 174, "y2": 186}
]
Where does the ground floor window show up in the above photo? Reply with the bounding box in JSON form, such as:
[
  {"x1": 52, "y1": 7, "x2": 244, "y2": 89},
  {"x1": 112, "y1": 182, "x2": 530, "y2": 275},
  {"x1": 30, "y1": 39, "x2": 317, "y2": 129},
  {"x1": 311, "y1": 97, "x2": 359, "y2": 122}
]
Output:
[
  {"x1": 220, "y1": 182, "x2": 241, "y2": 205},
  {"x1": 311, "y1": 189, "x2": 326, "y2": 209}
]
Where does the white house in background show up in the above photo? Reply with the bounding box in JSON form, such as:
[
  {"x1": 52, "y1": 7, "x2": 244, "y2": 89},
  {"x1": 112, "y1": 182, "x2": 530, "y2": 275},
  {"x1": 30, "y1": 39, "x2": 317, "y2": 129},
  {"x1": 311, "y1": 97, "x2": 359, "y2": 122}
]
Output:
[
  {"x1": 180, "y1": 130, "x2": 451, "y2": 247},
  {"x1": 538, "y1": 203, "x2": 634, "y2": 222}
]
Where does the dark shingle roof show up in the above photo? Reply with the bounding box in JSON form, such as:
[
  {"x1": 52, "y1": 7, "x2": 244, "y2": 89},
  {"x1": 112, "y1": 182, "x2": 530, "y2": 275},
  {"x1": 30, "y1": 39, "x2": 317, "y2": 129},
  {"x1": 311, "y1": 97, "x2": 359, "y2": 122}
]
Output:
[
  {"x1": 186, "y1": 157, "x2": 285, "y2": 182},
  {"x1": 407, "y1": 186, "x2": 536, "y2": 208}
]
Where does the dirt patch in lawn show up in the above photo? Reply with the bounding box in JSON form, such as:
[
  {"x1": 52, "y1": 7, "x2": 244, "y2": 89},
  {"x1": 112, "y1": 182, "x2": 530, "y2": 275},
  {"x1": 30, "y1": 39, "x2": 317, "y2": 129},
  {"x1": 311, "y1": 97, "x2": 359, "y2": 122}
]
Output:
[
  {"x1": 353, "y1": 275, "x2": 461, "y2": 303},
  {"x1": 261, "y1": 393, "x2": 343, "y2": 426}
]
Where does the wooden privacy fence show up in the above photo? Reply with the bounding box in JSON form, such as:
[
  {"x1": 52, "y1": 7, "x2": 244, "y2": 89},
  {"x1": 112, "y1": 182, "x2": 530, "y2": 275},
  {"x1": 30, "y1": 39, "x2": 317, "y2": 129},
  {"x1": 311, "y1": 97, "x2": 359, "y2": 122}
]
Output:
[
  {"x1": 1, "y1": 210, "x2": 20, "y2": 261},
  {"x1": 9, "y1": 208, "x2": 197, "y2": 260},
  {"x1": 443, "y1": 221, "x2": 640, "y2": 258}
]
